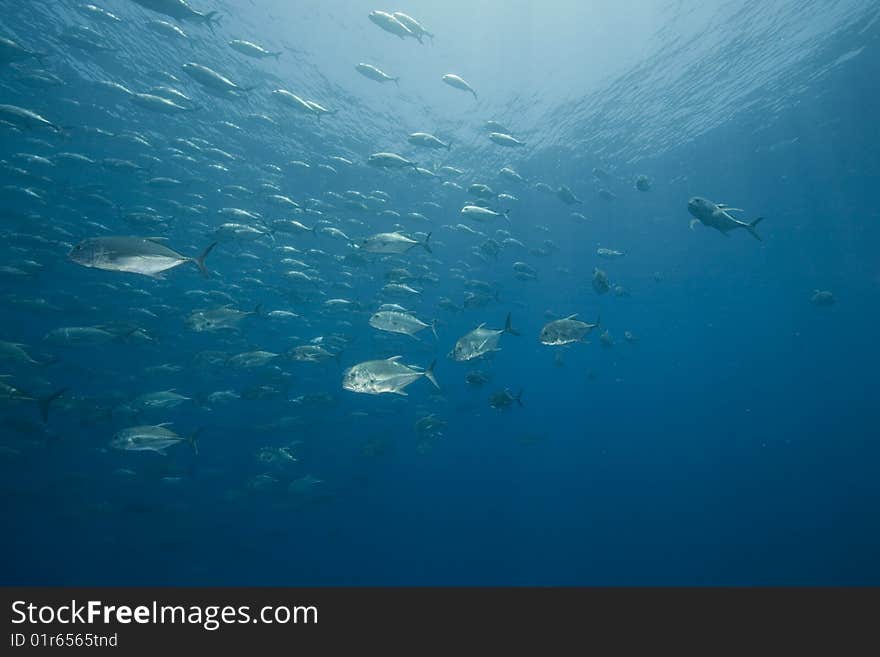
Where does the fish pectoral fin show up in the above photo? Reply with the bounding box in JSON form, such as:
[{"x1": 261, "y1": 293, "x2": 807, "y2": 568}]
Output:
[
  {"x1": 393, "y1": 390, "x2": 408, "y2": 396},
  {"x1": 689, "y1": 219, "x2": 700, "y2": 231}
]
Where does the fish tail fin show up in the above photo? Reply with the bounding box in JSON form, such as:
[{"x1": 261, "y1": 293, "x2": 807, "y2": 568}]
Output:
[
  {"x1": 38, "y1": 388, "x2": 67, "y2": 423},
  {"x1": 188, "y1": 428, "x2": 203, "y2": 456},
  {"x1": 254, "y1": 303, "x2": 263, "y2": 316},
  {"x1": 746, "y1": 217, "x2": 764, "y2": 241},
  {"x1": 393, "y1": 77, "x2": 400, "y2": 88},
  {"x1": 423, "y1": 232, "x2": 432, "y2": 253},
  {"x1": 204, "y1": 11, "x2": 220, "y2": 33},
  {"x1": 471, "y1": 90, "x2": 478, "y2": 101},
  {"x1": 446, "y1": 139, "x2": 453, "y2": 151},
  {"x1": 516, "y1": 390, "x2": 524, "y2": 407},
  {"x1": 425, "y1": 359, "x2": 440, "y2": 390},
  {"x1": 504, "y1": 312, "x2": 520, "y2": 336},
  {"x1": 503, "y1": 209, "x2": 511, "y2": 221},
  {"x1": 596, "y1": 314, "x2": 601, "y2": 328},
  {"x1": 272, "y1": 51, "x2": 282, "y2": 60},
  {"x1": 195, "y1": 242, "x2": 217, "y2": 277},
  {"x1": 431, "y1": 319, "x2": 438, "y2": 340}
]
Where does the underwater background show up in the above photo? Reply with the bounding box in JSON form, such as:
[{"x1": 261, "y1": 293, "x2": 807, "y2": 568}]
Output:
[{"x1": 1, "y1": 0, "x2": 879, "y2": 585}]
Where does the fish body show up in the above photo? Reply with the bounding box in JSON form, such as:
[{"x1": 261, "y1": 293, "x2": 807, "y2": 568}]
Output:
[
  {"x1": 68, "y1": 236, "x2": 215, "y2": 278},
  {"x1": 342, "y1": 356, "x2": 438, "y2": 395}
]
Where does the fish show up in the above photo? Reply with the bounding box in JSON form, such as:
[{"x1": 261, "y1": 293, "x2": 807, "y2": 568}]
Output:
[
  {"x1": 489, "y1": 388, "x2": 523, "y2": 410},
  {"x1": 461, "y1": 205, "x2": 509, "y2": 222},
  {"x1": 811, "y1": 290, "x2": 835, "y2": 306},
  {"x1": 539, "y1": 315, "x2": 600, "y2": 346},
  {"x1": 342, "y1": 357, "x2": 439, "y2": 395},
  {"x1": 68, "y1": 236, "x2": 216, "y2": 278},
  {"x1": 369, "y1": 311, "x2": 437, "y2": 339},
  {"x1": 489, "y1": 132, "x2": 525, "y2": 147},
  {"x1": 0, "y1": 104, "x2": 64, "y2": 133},
  {"x1": 360, "y1": 232, "x2": 431, "y2": 254},
  {"x1": 592, "y1": 268, "x2": 610, "y2": 295},
  {"x1": 557, "y1": 186, "x2": 582, "y2": 205},
  {"x1": 356, "y1": 63, "x2": 399, "y2": 86},
  {"x1": 0, "y1": 377, "x2": 66, "y2": 422},
  {"x1": 442, "y1": 74, "x2": 477, "y2": 99},
  {"x1": 186, "y1": 305, "x2": 261, "y2": 332},
  {"x1": 687, "y1": 197, "x2": 764, "y2": 241},
  {"x1": 229, "y1": 39, "x2": 281, "y2": 60},
  {"x1": 111, "y1": 423, "x2": 199, "y2": 455},
  {"x1": 450, "y1": 313, "x2": 520, "y2": 361},
  {"x1": 128, "y1": 0, "x2": 220, "y2": 30},
  {"x1": 368, "y1": 152, "x2": 417, "y2": 169},
  {"x1": 408, "y1": 132, "x2": 451, "y2": 150},
  {"x1": 182, "y1": 63, "x2": 249, "y2": 96},
  {"x1": 392, "y1": 12, "x2": 434, "y2": 42},
  {"x1": 0, "y1": 37, "x2": 44, "y2": 64}
]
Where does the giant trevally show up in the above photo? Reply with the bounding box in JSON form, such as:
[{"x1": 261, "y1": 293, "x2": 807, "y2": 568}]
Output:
[
  {"x1": 360, "y1": 232, "x2": 431, "y2": 254},
  {"x1": 687, "y1": 197, "x2": 765, "y2": 241},
  {"x1": 182, "y1": 63, "x2": 249, "y2": 97},
  {"x1": 356, "y1": 63, "x2": 399, "y2": 86},
  {"x1": 369, "y1": 311, "x2": 437, "y2": 339},
  {"x1": 128, "y1": 0, "x2": 220, "y2": 30},
  {"x1": 441, "y1": 74, "x2": 477, "y2": 99},
  {"x1": 342, "y1": 357, "x2": 439, "y2": 395},
  {"x1": 229, "y1": 39, "x2": 281, "y2": 60},
  {"x1": 111, "y1": 423, "x2": 199, "y2": 455},
  {"x1": 539, "y1": 315, "x2": 601, "y2": 346},
  {"x1": 68, "y1": 236, "x2": 216, "y2": 278},
  {"x1": 450, "y1": 313, "x2": 520, "y2": 361}
]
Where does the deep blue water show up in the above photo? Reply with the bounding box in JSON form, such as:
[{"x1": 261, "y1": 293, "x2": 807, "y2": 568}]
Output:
[{"x1": 1, "y1": 0, "x2": 879, "y2": 585}]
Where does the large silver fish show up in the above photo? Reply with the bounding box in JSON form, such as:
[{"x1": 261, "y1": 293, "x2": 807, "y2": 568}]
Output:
[
  {"x1": 449, "y1": 313, "x2": 519, "y2": 361},
  {"x1": 111, "y1": 423, "x2": 199, "y2": 455},
  {"x1": 687, "y1": 197, "x2": 764, "y2": 241},
  {"x1": 68, "y1": 236, "x2": 216, "y2": 278},
  {"x1": 342, "y1": 357, "x2": 439, "y2": 396}
]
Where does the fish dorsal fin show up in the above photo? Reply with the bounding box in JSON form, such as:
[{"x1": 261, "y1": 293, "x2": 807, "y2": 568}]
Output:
[
  {"x1": 155, "y1": 422, "x2": 173, "y2": 428},
  {"x1": 476, "y1": 323, "x2": 486, "y2": 329},
  {"x1": 387, "y1": 355, "x2": 403, "y2": 362},
  {"x1": 564, "y1": 314, "x2": 579, "y2": 320}
]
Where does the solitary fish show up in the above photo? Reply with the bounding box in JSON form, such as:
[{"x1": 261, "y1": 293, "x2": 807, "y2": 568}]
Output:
[
  {"x1": 539, "y1": 314, "x2": 600, "y2": 346},
  {"x1": 450, "y1": 313, "x2": 519, "y2": 361},
  {"x1": 368, "y1": 152, "x2": 417, "y2": 169},
  {"x1": 489, "y1": 388, "x2": 523, "y2": 410},
  {"x1": 343, "y1": 357, "x2": 439, "y2": 395},
  {"x1": 442, "y1": 74, "x2": 477, "y2": 100},
  {"x1": 360, "y1": 231, "x2": 431, "y2": 254},
  {"x1": 356, "y1": 63, "x2": 399, "y2": 86},
  {"x1": 369, "y1": 311, "x2": 437, "y2": 339},
  {"x1": 229, "y1": 39, "x2": 281, "y2": 60},
  {"x1": 69, "y1": 236, "x2": 216, "y2": 278},
  {"x1": 128, "y1": 0, "x2": 220, "y2": 30},
  {"x1": 461, "y1": 205, "x2": 508, "y2": 222},
  {"x1": 408, "y1": 132, "x2": 451, "y2": 150},
  {"x1": 392, "y1": 12, "x2": 433, "y2": 43},
  {"x1": 182, "y1": 62, "x2": 249, "y2": 97},
  {"x1": 489, "y1": 132, "x2": 524, "y2": 147},
  {"x1": 687, "y1": 197, "x2": 764, "y2": 241},
  {"x1": 111, "y1": 423, "x2": 199, "y2": 455}
]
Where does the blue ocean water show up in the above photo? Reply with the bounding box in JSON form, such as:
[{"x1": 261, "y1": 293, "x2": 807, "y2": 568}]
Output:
[{"x1": 1, "y1": 0, "x2": 878, "y2": 585}]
